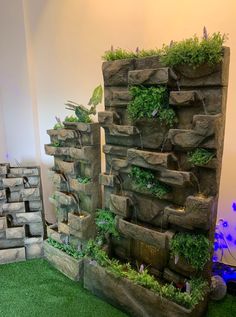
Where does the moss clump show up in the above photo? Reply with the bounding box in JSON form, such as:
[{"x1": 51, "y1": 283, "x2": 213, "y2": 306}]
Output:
[
  {"x1": 188, "y1": 148, "x2": 215, "y2": 166},
  {"x1": 130, "y1": 166, "x2": 171, "y2": 199},
  {"x1": 161, "y1": 32, "x2": 226, "y2": 68},
  {"x1": 102, "y1": 48, "x2": 161, "y2": 61},
  {"x1": 127, "y1": 86, "x2": 177, "y2": 127},
  {"x1": 170, "y1": 233, "x2": 211, "y2": 270}
]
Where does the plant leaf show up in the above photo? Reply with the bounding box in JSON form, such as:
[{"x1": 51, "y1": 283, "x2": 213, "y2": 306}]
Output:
[{"x1": 88, "y1": 85, "x2": 103, "y2": 106}]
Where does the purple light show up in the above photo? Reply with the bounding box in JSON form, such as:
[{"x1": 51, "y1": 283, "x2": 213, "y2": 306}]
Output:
[
  {"x1": 226, "y1": 234, "x2": 233, "y2": 242},
  {"x1": 222, "y1": 221, "x2": 228, "y2": 228},
  {"x1": 232, "y1": 202, "x2": 236, "y2": 212}
]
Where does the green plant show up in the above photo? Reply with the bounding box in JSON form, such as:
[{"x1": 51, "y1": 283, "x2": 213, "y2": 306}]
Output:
[
  {"x1": 64, "y1": 115, "x2": 80, "y2": 122},
  {"x1": 95, "y1": 209, "x2": 119, "y2": 241},
  {"x1": 127, "y1": 86, "x2": 177, "y2": 127},
  {"x1": 102, "y1": 47, "x2": 161, "y2": 61},
  {"x1": 130, "y1": 166, "x2": 170, "y2": 199},
  {"x1": 188, "y1": 148, "x2": 215, "y2": 166},
  {"x1": 53, "y1": 116, "x2": 64, "y2": 129},
  {"x1": 84, "y1": 239, "x2": 208, "y2": 309},
  {"x1": 161, "y1": 32, "x2": 226, "y2": 68},
  {"x1": 65, "y1": 85, "x2": 103, "y2": 123},
  {"x1": 51, "y1": 140, "x2": 61, "y2": 147},
  {"x1": 77, "y1": 176, "x2": 91, "y2": 184},
  {"x1": 47, "y1": 237, "x2": 83, "y2": 259},
  {"x1": 170, "y1": 233, "x2": 211, "y2": 270}
]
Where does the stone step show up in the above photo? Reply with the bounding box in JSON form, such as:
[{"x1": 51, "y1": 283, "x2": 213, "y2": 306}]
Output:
[
  {"x1": 110, "y1": 194, "x2": 132, "y2": 218},
  {"x1": 98, "y1": 111, "x2": 120, "y2": 126},
  {"x1": 99, "y1": 174, "x2": 118, "y2": 188},
  {"x1": 103, "y1": 145, "x2": 128, "y2": 157},
  {"x1": 105, "y1": 124, "x2": 139, "y2": 137},
  {"x1": 117, "y1": 218, "x2": 174, "y2": 249},
  {"x1": 169, "y1": 91, "x2": 200, "y2": 106},
  {"x1": 168, "y1": 114, "x2": 221, "y2": 149},
  {"x1": 45, "y1": 145, "x2": 98, "y2": 162},
  {"x1": 0, "y1": 247, "x2": 25, "y2": 264},
  {"x1": 128, "y1": 149, "x2": 177, "y2": 170},
  {"x1": 165, "y1": 195, "x2": 214, "y2": 230},
  {"x1": 128, "y1": 67, "x2": 177, "y2": 86},
  {"x1": 102, "y1": 58, "x2": 135, "y2": 87},
  {"x1": 50, "y1": 191, "x2": 77, "y2": 207}
]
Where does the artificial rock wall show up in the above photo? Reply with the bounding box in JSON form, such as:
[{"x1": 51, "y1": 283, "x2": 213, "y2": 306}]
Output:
[
  {"x1": 99, "y1": 48, "x2": 230, "y2": 283},
  {"x1": 0, "y1": 164, "x2": 45, "y2": 264},
  {"x1": 45, "y1": 121, "x2": 101, "y2": 251}
]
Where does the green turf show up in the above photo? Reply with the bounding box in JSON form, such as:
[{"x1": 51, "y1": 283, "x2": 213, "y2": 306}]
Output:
[
  {"x1": 0, "y1": 259, "x2": 235, "y2": 317},
  {"x1": 0, "y1": 259, "x2": 127, "y2": 317}
]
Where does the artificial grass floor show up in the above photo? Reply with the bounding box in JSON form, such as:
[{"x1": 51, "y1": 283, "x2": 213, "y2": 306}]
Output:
[{"x1": 0, "y1": 259, "x2": 235, "y2": 317}]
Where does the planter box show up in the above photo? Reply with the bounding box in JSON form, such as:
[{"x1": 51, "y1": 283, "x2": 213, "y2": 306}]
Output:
[
  {"x1": 44, "y1": 241, "x2": 83, "y2": 281},
  {"x1": 84, "y1": 260, "x2": 207, "y2": 317},
  {"x1": 110, "y1": 194, "x2": 131, "y2": 218},
  {"x1": 45, "y1": 145, "x2": 98, "y2": 162}
]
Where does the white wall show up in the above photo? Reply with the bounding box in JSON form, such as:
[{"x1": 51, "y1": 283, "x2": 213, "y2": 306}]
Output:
[{"x1": 0, "y1": 0, "x2": 235, "y2": 263}]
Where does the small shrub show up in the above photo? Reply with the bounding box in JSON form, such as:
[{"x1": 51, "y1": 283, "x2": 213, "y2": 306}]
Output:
[
  {"x1": 127, "y1": 86, "x2": 177, "y2": 127},
  {"x1": 64, "y1": 115, "x2": 79, "y2": 122},
  {"x1": 47, "y1": 237, "x2": 83, "y2": 259},
  {"x1": 77, "y1": 176, "x2": 91, "y2": 184},
  {"x1": 51, "y1": 140, "x2": 61, "y2": 147},
  {"x1": 95, "y1": 209, "x2": 119, "y2": 241},
  {"x1": 161, "y1": 32, "x2": 226, "y2": 68},
  {"x1": 188, "y1": 148, "x2": 215, "y2": 166},
  {"x1": 130, "y1": 166, "x2": 170, "y2": 199},
  {"x1": 170, "y1": 233, "x2": 211, "y2": 270},
  {"x1": 102, "y1": 48, "x2": 162, "y2": 61}
]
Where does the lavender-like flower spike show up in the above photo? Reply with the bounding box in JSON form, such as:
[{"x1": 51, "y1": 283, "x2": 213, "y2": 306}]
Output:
[
  {"x1": 136, "y1": 46, "x2": 140, "y2": 54},
  {"x1": 203, "y1": 26, "x2": 208, "y2": 40},
  {"x1": 55, "y1": 116, "x2": 62, "y2": 124},
  {"x1": 111, "y1": 45, "x2": 114, "y2": 52},
  {"x1": 169, "y1": 40, "x2": 174, "y2": 48}
]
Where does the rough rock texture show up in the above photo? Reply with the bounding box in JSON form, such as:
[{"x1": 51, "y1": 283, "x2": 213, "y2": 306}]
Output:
[
  {"x1": 44, "y1": 121, "x2": 101, "y2": 260},
  {"x1": 0, "y1": 165, "x2": 45, "y2": 264},
  {"x1": 98, "y1": 48, "x2": 230, "y2": 316}
]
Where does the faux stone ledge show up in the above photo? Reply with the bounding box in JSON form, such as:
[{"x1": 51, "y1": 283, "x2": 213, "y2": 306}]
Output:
[
  {"x1": 68, "y1": 211, "x2": 92, "y2": 232},
  {"x1": 0, "y1": 247, "x2": 25, "y2": 264},
  {"x1": 102, "y1": 59, "x2": 135, "y2": 86},
  {"x1": 165, "y1": 195, "x2": 215, "y2": 230},
  {"x1": 63, "y1": 122, "x2": 100, "y2": 133},
  {"x1": 168, "y1": 114, "x2": 221, "y2": 149},
  {"x1": 128, "y1": 149, "x2": 177, "y2": 170},
  {"x1": 98, "y1": 111, "x2": 120, "y2": 126},
  {"x1": 0, "y1": 238, "x2": 24, "y2": 249},
  {"x1": 8, "y1": 188, "x2": 40, "y2": 202},
  {"x1": 45, "y1": 145, "x2": 99, "y2": 162},
  {"x1": 44, "y1": 241, "x2": 83, "y2": 281},
  {"x1": 0, "y1": 190, "x2": 6, "y2": 201},
  {"x1": 117, "y1": 218, "x2": 174, "y2": 249},
  {"x1": 84, "y1": 259, "x2": 207, "y2": 317},
  {"x1": 128, "y1": 67, "x2": 177, "y2": 86},
  {"x1": 0, "y1": 217, "x2": 7, "y2": 231},
  {"x1": 106, "y1": 124, "x2": 139, "y2": 136},
  {"x1": 54, "y1": 159, "x2": 80, "y2": 176},
  {"x1": 110, "y1": 194, "x2": 131, "y2": 218},
  {"x1": 169, "y1": 91, "x2": 199, "y2": 106},
  {"x1": 103, "y1": 145, "x2": 128, "y2": 158},
  {"x1": 99, "y1": 174, "x2": 118, "y2": 187},
  {"x1": 50, "y1": 191, "x2": 77, "y2": 207}
]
